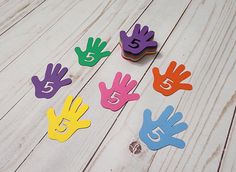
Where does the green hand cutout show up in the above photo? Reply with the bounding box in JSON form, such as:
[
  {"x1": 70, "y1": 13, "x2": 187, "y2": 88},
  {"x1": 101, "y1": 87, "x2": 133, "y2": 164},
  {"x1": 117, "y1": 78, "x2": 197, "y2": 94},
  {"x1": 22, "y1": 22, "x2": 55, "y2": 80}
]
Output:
[{"x1": 75, "y1": 37, "x2": 111, "y2": 67}]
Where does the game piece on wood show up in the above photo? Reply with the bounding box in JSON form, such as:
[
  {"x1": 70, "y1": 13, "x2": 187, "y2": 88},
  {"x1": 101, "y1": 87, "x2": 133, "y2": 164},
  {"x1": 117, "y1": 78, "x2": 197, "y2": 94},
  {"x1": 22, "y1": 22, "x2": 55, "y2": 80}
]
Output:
[
  {"x1": 139, "y1": 105, "x2": 188, "y2": 151},
  {"x1": 99, "y1": 72, "x2": 140, "y2": 111},
  {"x1": 152, "y1": 61, "x2": 192, "y2": 96},
  {"x1": 47, "y1": 95, "x2": 91, "y2": 142},
  {"x1": 31, "y1": 63, "x2": 72, "y2": 99},
  {"x1": 120, "y1": 24, "x2": 158, "y2": 61}
]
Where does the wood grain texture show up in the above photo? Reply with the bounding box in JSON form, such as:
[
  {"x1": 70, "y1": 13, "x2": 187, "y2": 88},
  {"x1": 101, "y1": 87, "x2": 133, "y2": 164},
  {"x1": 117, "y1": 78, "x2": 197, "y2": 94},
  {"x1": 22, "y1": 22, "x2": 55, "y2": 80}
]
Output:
[
  {"x1": 0, "y1": 0, "x2": 88, "y2": 72},
  {"x1": 84, "y1": 0, "x2": 236, "y2": 171},
  {"x1": 16, "y1": 0, "x2": 192, "y2": 172},
  {"x1": 0, "y1": 0, "x2": 45, "y2": 35},
  {"x1": 0, "y1": 0, "x2": 153, "y2": 171},
  {"x1": 1, "y1": 0, "x2": 235, "y2": 171},
  {"x1": 0, "y1": 0, "x2": 105, "y2": 118},
  {"x1": 219, "y1": 106, "x2": 236, "y2": 172}
]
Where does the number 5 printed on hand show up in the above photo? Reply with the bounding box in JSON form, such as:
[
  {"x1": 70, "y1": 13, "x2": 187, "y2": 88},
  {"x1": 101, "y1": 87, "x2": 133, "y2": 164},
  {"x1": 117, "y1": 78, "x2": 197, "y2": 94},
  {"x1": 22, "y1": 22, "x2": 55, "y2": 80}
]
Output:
[
  {"x1": 152, "y1": 61, "x2": 192, "y2": 96},
  {"x1": 47, "y1": 95, "x2": 91, "y2": 142},
  {"x1": 120, "y1": 24, "x2": 158, "y2": 55},
  {"x1": 31, "y1": 63, "x2": 72, "y2": 99},
  {"x1": 139, "y1": 105, "x2": 188, "y2": 151},
  {"x1": 99, "y1": 72, "x2": 140, "y2": 111},
  {"x1": 75, "y1": 37, "x2": 111, "y2": 67}
]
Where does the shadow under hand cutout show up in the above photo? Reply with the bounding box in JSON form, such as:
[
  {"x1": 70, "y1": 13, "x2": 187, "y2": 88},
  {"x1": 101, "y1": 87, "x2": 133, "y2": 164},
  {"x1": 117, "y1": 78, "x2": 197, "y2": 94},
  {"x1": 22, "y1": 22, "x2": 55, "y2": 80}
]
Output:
[
  {"x1": 47, "y1": 95, "x2": 91, "y2": 142},
  {"x1": 99, "y1": 72, "x2": 140, "y2": 111},
  {"x1": 152, "y1": 61, "x2": 192, "y2": 96},
  {"x1": 75, "y1": 37, "x2": 111, "y2": 67},
  {"x1": 139, "y1": 105, "x2": 188, "y2": 151},
  {"x1": 31, "y1": 63, "x2": 72, "y2": 99}
]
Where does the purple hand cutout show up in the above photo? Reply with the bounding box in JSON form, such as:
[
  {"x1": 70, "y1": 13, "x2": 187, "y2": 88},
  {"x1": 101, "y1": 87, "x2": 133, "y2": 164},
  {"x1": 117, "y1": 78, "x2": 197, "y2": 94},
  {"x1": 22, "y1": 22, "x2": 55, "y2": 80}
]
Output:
[
  {"x1": 99, "y1": 72, "x2": 140, "y2": 111},
  {"x1": 120, "y1": 24, "x2": 158, "y2": 55},
  {"x1": 32, "y1": 63, "x2": 72, "y2": 99}
]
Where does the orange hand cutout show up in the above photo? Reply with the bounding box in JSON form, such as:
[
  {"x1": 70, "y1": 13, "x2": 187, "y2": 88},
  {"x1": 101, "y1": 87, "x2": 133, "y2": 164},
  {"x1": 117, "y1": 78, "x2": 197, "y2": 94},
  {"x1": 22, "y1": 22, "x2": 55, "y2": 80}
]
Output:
[{"x1": 152, "y1": 61, "x2": 192, "y2": 96}]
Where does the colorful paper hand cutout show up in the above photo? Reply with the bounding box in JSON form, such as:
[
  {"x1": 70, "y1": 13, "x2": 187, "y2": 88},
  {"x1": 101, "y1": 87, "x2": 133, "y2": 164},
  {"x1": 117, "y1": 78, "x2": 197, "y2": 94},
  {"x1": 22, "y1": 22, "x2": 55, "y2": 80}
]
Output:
[
  {"x1": 32, "y1": 63, "x2": 72, "y2": 99},
  {"x1": 75, "y1": 37, "x2": 111, "y2": 67},
  {"x1": 46, "y1": 96, "x2": 91, "y2": 142},
  {"x1": 152, "y1": 61, "x2": 192, "y2": 96},
  {"x1": 99, "y1": 72, "x2": 140, "y2": 111},
  {"x1": 139, "y1": 105, "x2": 188, "y2": 151},
  {"x1": 120, "y1": 24, "x2": 158, "y2": 61}
]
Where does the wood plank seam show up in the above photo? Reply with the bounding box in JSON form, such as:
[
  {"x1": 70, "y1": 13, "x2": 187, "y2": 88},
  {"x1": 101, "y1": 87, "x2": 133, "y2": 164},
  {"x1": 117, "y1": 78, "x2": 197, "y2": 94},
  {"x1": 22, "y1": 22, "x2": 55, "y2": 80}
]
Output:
[
  {"x1": 157, "y1": 1, "x2": 236, "y2": 170},
  {"x1": 0, "y1": 0, "x2": 143, "y2": 122},
  {"x1": 0, "y1": 0, "x2": 112, "y2": 119},
  {"x1": 0, "y1": 0, "x2": 102, "y2": 73},
  {"x1": 182, "y1": 19, "x2": 236, "y2": 171},
  {"x1": 217, "y1": 106, "x2": 236, "y2": 172},
  {"x1": 0, "y1": 1, "x2": 157, "y2": 170},
  {"x1": 0, "y1": 0, "x2": 46, "y2": 37},
  {"x1": 82, "y1": 0, "x2": 236, "y2": 171},
  {"x1": 81, "y1": 0, "x2": 194, "y2": 171},
  {"x1": 183, "y1": 0, "x2": 234, "y2": 118},
  {"x1": 193, "y1": 34, "x2": 236, "y2": 172},
  {"x1": 171, "y1": 36, "x2": 236, "y2": 172},
  {"x1": 0, "y1": 89, "x2": 29, "y2": 120},
  {"x1": 0, "y1": 0, "x2": 152, "y2": 121},
  {"x1": 13, "y1": 1, "x2": 155, "y2": 171},
  {"x1": 14, "y1": 132, "x2": 47, "y2": 172}
]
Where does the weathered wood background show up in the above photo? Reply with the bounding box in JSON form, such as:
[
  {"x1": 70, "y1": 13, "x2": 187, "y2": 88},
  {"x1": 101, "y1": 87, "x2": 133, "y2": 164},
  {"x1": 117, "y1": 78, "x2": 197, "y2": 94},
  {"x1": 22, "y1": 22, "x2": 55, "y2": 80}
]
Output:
[{"x1": 0, "y1": 0, "x2": 235, "y2": 171}]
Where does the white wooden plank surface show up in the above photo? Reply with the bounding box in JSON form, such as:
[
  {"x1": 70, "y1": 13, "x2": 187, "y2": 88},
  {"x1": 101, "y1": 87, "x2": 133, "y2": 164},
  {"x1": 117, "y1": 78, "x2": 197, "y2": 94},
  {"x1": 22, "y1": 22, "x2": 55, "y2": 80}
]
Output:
[
  {"x1": 0, "y1": 0, "x2": 107, "y2": 118},
  {"x1": 219, "y1": 106, "x2": 236, "y2": 172},
  {"x1": 0, "y1": 0, "x2": 88, "y2": 71},
  {"x1": 16, "y1": 0, "x2": 192, "y2": 171},
  {"x1": 0, "y1": 0, "x2": 153, "y2": 171},
  {"x1": 84, "y1": 0, "x2": 236, "y2": 171},
  {"x1": 1, "y1": 0, "x2": 235, "y2": 171},
  {"x1": 0, "y1": 0, "x2": 45, "y2": 35}
]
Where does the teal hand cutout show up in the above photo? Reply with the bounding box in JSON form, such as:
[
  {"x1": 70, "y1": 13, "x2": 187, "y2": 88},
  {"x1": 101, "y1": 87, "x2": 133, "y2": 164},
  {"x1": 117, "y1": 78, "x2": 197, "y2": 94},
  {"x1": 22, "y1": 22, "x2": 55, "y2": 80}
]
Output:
[{"x1": 75, "y1": 37, "x2": 111, "y2": 67}]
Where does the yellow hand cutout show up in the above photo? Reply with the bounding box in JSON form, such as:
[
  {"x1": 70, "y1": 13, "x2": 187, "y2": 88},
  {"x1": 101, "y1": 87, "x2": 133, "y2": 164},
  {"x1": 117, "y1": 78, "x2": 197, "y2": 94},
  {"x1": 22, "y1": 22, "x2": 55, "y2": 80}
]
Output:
[{"x1": 46, "y1": 95, "x2": 91, "y2": 142}]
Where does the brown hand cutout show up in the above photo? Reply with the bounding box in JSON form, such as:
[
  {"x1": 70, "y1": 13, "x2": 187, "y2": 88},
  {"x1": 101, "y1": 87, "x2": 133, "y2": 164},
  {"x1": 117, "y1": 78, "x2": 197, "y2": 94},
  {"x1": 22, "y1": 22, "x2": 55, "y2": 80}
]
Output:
[{"x1": 152, "y1": 61, "x2": 192, "y2": 96}]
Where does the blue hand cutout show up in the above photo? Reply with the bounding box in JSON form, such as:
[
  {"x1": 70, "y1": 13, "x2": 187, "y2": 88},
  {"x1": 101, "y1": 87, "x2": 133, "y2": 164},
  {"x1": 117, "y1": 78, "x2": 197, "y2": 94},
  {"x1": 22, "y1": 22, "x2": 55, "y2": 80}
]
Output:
[{"x1": 139, "y1": 105, "x2": 188, "y2": 151}]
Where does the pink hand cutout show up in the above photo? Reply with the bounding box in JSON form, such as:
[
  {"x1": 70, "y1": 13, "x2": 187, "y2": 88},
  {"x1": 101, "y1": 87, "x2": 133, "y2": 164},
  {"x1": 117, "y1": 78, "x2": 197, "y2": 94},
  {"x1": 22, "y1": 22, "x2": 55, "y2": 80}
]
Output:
[{"x1": 99, "y1": 72, "x2": 140, "y2": 111}]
